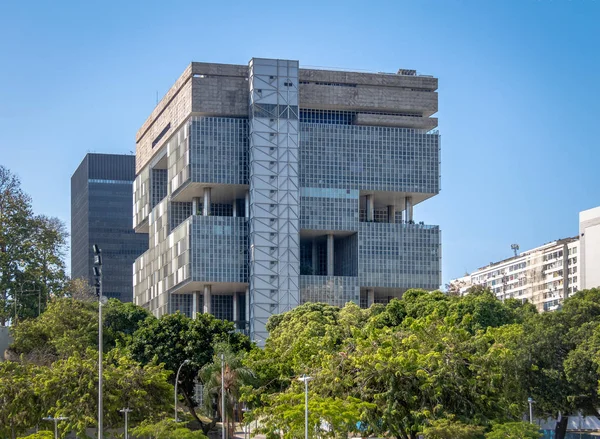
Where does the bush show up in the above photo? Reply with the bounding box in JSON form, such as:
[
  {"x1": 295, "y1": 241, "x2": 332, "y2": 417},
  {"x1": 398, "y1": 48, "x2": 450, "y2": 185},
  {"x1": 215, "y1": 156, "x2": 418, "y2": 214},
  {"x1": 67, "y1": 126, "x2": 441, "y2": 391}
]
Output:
[
  {"x1": 485, "y1": 422, "x2": 542, "y2": 439},
  {"x1": 18, "y1": 432, "x2": 54, "y2": 439},
  {"x1": 423, "y1": 418, "x2": 485, "y2": 439}
]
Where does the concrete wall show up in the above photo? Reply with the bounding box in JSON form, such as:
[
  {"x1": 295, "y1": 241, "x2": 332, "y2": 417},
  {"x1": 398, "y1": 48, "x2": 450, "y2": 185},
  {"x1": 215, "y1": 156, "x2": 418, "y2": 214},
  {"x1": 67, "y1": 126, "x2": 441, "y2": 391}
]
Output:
[
  {"x1": 135, "y1": 61, "x2": 440, "y2": 173},
  {"x1": 580, "y1": 206, "x2": 600, "y2": 289},
  {"x1": 0, "y1": 326, "x2": 13, "y2": 361}
]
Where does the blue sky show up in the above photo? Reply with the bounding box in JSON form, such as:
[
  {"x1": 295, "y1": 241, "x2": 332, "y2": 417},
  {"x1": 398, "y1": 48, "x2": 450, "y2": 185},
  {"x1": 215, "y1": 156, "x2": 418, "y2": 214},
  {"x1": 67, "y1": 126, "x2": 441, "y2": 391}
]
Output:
[{"x1": 0, "y1": 0, "x2": 598, "y2": 285}]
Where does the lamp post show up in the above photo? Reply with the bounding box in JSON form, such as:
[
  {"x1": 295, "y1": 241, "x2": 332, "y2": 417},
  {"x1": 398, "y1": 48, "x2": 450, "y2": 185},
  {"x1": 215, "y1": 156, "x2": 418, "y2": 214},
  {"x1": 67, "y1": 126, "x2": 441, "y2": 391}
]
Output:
[
  {"x1": 298, "y1": 375, "x2": 312, "y2": 439},
  {"x1": 93, "y1": 244, "x2": 106, "y2": 439},
  {"x1": 119, "y1": 408, "x2": 132, "y2": 439},
  {"x1": 42, "y1": 416, "x2": 68, "y2": 439},
  {"x1": 528, "y1": 397, "x2": 535, "y2": 424},
  {"x1": 175, "y1": 359, "x2": 190, "y2": 422},
  {"x1": 221, "y1": 353, "x2": 226, "y2": 439}
]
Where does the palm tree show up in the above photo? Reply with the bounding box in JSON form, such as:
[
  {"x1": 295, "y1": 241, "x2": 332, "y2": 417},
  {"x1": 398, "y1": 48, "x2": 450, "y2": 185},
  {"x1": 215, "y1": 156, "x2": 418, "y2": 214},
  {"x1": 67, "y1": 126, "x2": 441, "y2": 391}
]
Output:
[{"x1": 199, "y1": 343, "x2": 254, "y2": 439}]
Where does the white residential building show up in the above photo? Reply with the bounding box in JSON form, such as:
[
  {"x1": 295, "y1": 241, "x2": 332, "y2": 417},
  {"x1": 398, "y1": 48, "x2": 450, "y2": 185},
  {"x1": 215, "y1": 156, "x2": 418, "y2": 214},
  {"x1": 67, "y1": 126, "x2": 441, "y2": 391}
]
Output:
[
  {"x1": 450, "y1": 237, "x2": 580, "y2": 312},
  {"x1": 580, "y1": 206, "x2": 600, "y2": 290}
]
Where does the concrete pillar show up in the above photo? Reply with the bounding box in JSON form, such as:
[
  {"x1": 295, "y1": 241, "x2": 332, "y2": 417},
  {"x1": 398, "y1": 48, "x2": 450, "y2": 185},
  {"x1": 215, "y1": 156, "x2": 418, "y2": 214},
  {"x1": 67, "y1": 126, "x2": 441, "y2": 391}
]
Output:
[
  {"x1": 400, "y1": 196, "x2": 406, "y2": 223},
  {"x1": 312, "y1": 240, "x2": 319, "y2": 275},
  {"x1": 244, "y1": 190, "x2": 250, "y2": 218},
  {"x1": 232, "y1": 199, "x2": 237, "y2": 217},
  {"x1": 366, "y1": 194, "x2": 374, "y2": 222},
  {"x1": 327, "y1": 234, "x2": 334, "y2": 276},
  {"x1": 203, "y1": 187, "x2": 211, "y2": 216},
  {"x1": 245, "y1": 287, "x2": 250, "y2": 327},
  {"x1": 367, "y1": 288, "x2": 375, "y2": 307},
  {"x1": 387, "y1": 205, "x2": 396, "y2": 223},
  {"x1": 192, "y1": 292, "x2": 197, "y2": 319},
  {"x1": 232, "y1": 292, "x2": 238, "y2": 325},
  {"x1": 405, "y1": 196, "x2": 413, "y2": 223},
  {"x1": 192, "y1": 197, "x2": 200, "y2": 216},
  {"x1": 203, "y1": 284, "x2": 211, "y2": 314}
]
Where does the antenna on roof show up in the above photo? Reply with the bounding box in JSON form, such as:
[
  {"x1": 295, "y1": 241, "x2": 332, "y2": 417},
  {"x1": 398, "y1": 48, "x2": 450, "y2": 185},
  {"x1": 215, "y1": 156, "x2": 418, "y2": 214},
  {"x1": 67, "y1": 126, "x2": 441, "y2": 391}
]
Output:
[{"x1": 511, "y1": 244, "x2": 520, "y2": 257}]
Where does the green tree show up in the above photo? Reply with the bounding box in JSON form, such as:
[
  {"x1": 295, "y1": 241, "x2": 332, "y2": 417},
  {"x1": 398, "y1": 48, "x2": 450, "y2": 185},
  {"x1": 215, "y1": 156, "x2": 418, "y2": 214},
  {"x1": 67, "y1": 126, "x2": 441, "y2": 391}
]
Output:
[
  {"x1": 7, "y1": 298, "x2": 152, "y2": 363},
  {"x1": 0, "y1": 165, "x2": 34, "y2": 325},
  {"x1": 519, "y1": 289, "x2": 600, "y2": 439},
  {"x1": 199, "y1": 344, "x2": 255, "y2": 438},
  {"x1": 485, "y1": 422, "x2": 542, "y2": 439},
  {"x1": 0, "y1": 166, "x2": 68, "y2": 324},
  {"x1": 36, "y1": 348, "x2": 172, "y2": 438},
  {"x1": 0, "y1": 361, "x2": 41, "y2": 439},
  {"x1": 129, "y1": 312, "x2": 251, "y2": 432},
  {"x1": 422, "y1": 418, "x2": 485, "y2": 439}
]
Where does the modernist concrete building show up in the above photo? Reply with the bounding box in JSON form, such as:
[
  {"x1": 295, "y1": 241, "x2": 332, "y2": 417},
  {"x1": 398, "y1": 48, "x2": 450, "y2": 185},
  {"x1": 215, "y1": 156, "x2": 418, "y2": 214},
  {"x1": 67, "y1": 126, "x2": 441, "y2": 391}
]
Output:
[
  {"x1": 133, "y1": 58, "x2": 441, "y2": 340},
  {"x1": 580, "y1": 206, "x2": 600, "y2": 290},
  {"x1": 449, "y1": 238, "x2": 580, "y2": 312},
  {"x1": 71, "y1": 153, "x2": 148, "y2": 301}
]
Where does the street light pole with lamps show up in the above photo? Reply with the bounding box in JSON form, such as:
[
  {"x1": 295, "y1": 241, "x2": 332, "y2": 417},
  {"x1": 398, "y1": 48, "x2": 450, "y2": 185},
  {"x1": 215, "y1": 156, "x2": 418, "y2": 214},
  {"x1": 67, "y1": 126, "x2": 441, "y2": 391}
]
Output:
[
  {"x1": 42, "y1": 416, "x2": 68, "y2": 439},
  {"x1": 93, "y1": 244, "x2": 107, "y2": 439},
  {"x1": 298, "y1": 375, "x2": 312, "y2": 439},
  {"x1": 175, "y1": 359, "x2": 191, "y2": 422},
  {"x1": 120, "y1": 408, "x2": 132, "y2": 439},
  {"x1": 528, "y1": 397, "x2": 535, "y2": 424}
]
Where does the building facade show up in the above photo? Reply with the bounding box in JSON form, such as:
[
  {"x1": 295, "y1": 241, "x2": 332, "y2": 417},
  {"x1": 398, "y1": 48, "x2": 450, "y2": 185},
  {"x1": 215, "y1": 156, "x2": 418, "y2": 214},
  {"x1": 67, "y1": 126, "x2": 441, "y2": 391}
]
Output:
[
  {"x1": 133, "y1": 58, "x2": 441, "y2": 341},
  {"x1": 580, "y1": 206, "x2": 600, "y2": 290},
  {"x1": 71, "y1": 153, "x2": 148, "y2": 301},
  {"x1": 449, "y1": 238, "x2": 580, "y2": 312}
]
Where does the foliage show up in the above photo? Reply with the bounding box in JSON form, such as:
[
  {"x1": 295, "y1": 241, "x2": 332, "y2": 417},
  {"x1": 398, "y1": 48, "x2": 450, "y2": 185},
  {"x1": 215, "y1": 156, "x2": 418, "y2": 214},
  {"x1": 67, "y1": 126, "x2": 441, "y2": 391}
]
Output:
[
  {"x1": 35, "y1": 348, "x2": 172, "y2": 437},
  {"x1": 422, "y1": 418, "x2": 485, "y2": 439},
  {"x1": 199, "y1": 344, "x2": 255, "y2": 437},
  {"x1": 7, "y1": 298, "x2": 97, "y2": 363},
  {"x1": 0, "y1": 166, "x2": 67, "y2": 324},
  {"x1": 7, "y1": 298, "x2": 151, "y2": 363},
  {"x1": 485, "y1": 422, "x2": 542, "y2": 439},
  {"x1": 0, "y1": 361, "x2": 41, "y2": 438},
  {"x1": 129, "y1": 311, "x2": 251, "y2": 431},
  {"x1": 132, "y1": 419, "x2": 208, "y2": 439},
  {"x1": 17, "y1": 431, "x2": 54, "y2": 439}
]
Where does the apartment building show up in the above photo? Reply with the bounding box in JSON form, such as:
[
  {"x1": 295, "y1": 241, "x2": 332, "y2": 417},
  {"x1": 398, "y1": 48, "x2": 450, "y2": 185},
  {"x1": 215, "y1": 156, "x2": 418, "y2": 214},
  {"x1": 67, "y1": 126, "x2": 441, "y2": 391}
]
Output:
[
  {"x1": 133, "y1": 58, "x2": 442, "y2": 341},
  {"x1": 450, "y1": 238, "x2": 579, "y2": 312}
]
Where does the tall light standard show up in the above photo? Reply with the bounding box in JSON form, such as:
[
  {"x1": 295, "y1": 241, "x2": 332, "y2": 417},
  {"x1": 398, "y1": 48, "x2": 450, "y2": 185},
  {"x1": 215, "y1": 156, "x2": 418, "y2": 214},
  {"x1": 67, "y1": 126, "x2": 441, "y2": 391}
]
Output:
[
  {"x1": 119, "y1": 408, "x2": 132, "y2": 439},
  {"x1": 42, "y1": 416, "x2": 68, "y2": 439},
  {"x1": 175, "y1": 359, "x2": 190, "y2": 422},
  {"x1": 298, "y1": 375, "x2": 312, "y2": 439},
  {"x1": 93, "y1": 244, "x2": 106, "y2": 439},
  {"x1": 528, "y1": 397, "x2": 535, "y2": 424},
  {"x1": 221, "y1": 353, "x2": 226, "y2": 439}
]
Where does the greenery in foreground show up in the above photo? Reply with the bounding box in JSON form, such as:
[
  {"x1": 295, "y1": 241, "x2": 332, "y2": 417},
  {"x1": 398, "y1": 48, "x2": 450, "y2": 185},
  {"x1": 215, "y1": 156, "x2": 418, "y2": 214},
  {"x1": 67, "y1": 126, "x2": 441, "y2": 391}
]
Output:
[{"x1": 3, "y1": 286, "x2": 600, "y2": 439}]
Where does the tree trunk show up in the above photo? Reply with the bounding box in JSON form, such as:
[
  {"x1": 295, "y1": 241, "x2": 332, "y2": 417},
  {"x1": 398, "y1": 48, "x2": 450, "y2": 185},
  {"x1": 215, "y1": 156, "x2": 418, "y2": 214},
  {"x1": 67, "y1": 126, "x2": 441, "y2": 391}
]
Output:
[{"x1": 555, "y1": 415, "x2": 568, "y2": 439}]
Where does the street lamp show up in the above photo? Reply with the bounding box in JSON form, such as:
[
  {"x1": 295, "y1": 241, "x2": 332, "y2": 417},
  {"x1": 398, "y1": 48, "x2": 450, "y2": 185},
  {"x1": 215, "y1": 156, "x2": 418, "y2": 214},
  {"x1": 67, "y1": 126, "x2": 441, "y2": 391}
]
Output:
[
  {"x1": 42, "y1": 416, "x2": 68, "y2": 439},
  {"x1": 93, "y1": 244, "x2": 106, "y2": 439},
  {"x1": 528, "y1": 397, "x2": 535, "y2": 424},
  {"x1": 221, "y1": 353, "x2": 226, "y2": 439},
  {"x1": 298, "y1": 375, "x2": 312, "y2": 439},
  {"x1": 120, "y1": 408, "x2": 132, "y2": 439},
  {"x1": 175, "y1": 359, "x2": 191, "y2": 422}
]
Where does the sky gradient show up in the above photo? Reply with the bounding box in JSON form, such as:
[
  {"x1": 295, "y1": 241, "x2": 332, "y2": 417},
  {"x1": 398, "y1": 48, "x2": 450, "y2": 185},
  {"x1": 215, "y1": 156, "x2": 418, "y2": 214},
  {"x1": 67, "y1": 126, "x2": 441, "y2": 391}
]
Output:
[{"x1": 1, "y1": 0, "x2": 598, "y2": 286}]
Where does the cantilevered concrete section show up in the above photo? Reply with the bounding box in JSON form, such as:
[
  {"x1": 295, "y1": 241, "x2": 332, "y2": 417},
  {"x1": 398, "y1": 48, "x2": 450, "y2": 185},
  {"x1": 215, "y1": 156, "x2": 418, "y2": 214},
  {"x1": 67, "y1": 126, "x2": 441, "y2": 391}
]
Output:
[{"x1": 133, "y1": 58, "x2": 441, "y2": 343}]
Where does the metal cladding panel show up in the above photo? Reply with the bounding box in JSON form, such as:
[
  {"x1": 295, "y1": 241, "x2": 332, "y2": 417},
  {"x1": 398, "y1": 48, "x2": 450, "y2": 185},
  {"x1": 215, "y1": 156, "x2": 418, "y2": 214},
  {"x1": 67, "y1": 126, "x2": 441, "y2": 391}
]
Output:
[{"x1": 248, "y1": 58, "x2": 300, "y2": 342}]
